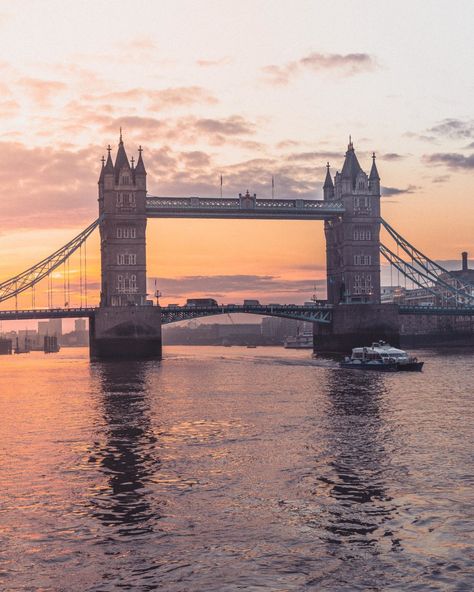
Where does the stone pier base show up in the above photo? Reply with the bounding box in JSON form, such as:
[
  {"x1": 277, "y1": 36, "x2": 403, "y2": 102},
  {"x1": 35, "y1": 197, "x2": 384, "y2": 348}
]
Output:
[
  {"x1": 89, "y1": 306, "x2": 162, "y2": 361},
  {"x1": 314, "y1": 303, "x2": 400, "y2": 354}
]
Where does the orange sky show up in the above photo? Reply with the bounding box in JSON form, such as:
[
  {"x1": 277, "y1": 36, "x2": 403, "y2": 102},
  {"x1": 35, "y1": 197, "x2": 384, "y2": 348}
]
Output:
[{"x1": 0, "y1": 1, "x2": 473, "y2": 311}]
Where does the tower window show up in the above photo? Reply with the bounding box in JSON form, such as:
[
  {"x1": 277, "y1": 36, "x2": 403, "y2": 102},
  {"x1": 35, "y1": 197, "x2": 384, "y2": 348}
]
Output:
[
  {"x1": 117, "y1": 226, "x2": 136, "y2": 239},
  {"x1": 353, "y1": 226, "x2": 372, "y2": 241},
  {"x1": 354, "y1": 254, "x2": 372, "y2": 266},
  {"x1": 354, "y1": 196, "x2": 371, "y2": 212}
]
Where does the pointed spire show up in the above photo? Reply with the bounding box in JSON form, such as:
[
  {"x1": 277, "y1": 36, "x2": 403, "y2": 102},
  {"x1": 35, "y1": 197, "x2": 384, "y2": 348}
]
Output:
[
  {"x1": 369, "y1": 151, "x2": 380, "y2": 180},
  {"x1": 341, "y1": 137, "x2": 363, "y2": 187},
  {"x1": 98, "y1": 155, "x2": 106, "y2": 183},
  {"x1": 114, "y1": 131, "x2": 130, "y2": 182},
  {"x1": 104, "y1": 144, "x2": 114, "y2": 173},
  {"x1": 134, "y1": 144, "x2": 146, "y2": 175},
  {"x1": 323, "y1": 162, "x2": 334, "y2": 189}
]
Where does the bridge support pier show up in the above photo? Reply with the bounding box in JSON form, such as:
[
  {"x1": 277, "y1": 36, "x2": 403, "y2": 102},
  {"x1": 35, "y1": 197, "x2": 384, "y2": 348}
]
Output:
[
  {"x1": 89, "y1": 306, "x2": 162, "y2": 361},
  {"x1": 313, "y1": 304, "x2": 400, "y2": 354}
]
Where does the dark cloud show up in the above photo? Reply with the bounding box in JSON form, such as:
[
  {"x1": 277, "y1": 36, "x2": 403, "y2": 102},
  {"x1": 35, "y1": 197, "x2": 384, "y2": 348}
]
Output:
[
  {"x1": 148, "y1": 275, "x2": 326, "y2": 300},
  {"x1": 432, "y1": 174, "x2": 450, "y2": 184},
  {"x1": 0, "y1": 141, "x2": 98, "y2": 230},
  {"x1": 381, "y1": 152, "x2": 405, "y2": 161},
  {"x1": 0, "y1": 136, "x2": 350, "y2": 233},
  {"x1": 381, "y1": 184, "x2": 419, "y2": 197},
  {"x1": 428, "y1": 118, "x2": 474, "y2": 140},
  {"x1": 193, "y1": 116, "x2": 255, "y2": 136},
  {"x1": 423, "y1": 152, "x2": 474, "y2": 170},
  {"x1": 97, "y1": 114, "x2": 258, "y2": 145},
  {"x1": 262, "y1": 52, "x2": 376, "y2": 85}
]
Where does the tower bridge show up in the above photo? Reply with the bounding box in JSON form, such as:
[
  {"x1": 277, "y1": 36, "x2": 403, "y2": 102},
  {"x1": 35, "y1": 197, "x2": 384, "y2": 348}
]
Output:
[{"x1": 0, "y1": 135, "x2": 473, "y2": 359}]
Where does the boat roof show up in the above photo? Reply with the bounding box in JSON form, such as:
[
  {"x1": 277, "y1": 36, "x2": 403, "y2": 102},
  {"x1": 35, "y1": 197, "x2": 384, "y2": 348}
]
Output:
[{"x1": 352, "y1": 341, "x2": 407, "y2": 355}]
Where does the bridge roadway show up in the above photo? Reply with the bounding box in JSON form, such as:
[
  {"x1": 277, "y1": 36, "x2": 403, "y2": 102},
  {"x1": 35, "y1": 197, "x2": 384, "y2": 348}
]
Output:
[
  {"x1": 145, "y1": 196, "x2": 345, "y2": 220},
  {"x1": 0, "y1": 304, "x2": 333, "y2": 324},
  {"x1": 0, "y1": 304, "x2": 473, "y2": 324}
]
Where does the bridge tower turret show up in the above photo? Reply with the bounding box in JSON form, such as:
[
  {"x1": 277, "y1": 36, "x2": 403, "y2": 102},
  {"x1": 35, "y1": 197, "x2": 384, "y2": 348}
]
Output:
[
  {"x1": 98, "y1": 134, "x2": 148, "y2": 307},
  {"x1": 324, "y1": 140, "x2": 381, "y2": 304}
]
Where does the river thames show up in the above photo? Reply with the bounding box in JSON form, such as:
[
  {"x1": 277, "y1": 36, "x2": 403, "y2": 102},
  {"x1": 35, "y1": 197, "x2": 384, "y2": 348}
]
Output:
[{"x1": 1, "y1": 346, "x2": 473, "y2": 591}]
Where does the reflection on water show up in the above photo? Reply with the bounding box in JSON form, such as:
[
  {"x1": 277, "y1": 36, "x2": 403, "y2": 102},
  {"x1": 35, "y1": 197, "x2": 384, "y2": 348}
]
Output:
[
  {"x1": 321, "y1": 372, "x2": 396, "y2": 543},
  {"x1": 88, "y1": 362, "x2": 160, "y2": 536},
  {"x1": 0, "y1": 346, "x2": 473, "y2": 591}
]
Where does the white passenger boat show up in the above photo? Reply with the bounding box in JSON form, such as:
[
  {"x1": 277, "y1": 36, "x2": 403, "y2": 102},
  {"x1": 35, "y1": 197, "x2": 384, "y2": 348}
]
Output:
[
  {"x1": 284, "y1": 331, "x2": 313, "y2": 349},
  {"x1": 340, "y1": 341, "x2": 424, "y2": 372}
]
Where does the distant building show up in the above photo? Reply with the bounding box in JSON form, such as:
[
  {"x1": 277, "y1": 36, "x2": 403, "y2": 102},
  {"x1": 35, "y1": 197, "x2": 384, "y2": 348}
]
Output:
[
  {"x1": 438, "y1": 252, "x2": 474, "y2": 305},
  {"x1": 38, "y1": 319, "x2": 63, "y2": 337},
  {"x1": 75, "y1": 319, "x2": 87, "y2": 332}
]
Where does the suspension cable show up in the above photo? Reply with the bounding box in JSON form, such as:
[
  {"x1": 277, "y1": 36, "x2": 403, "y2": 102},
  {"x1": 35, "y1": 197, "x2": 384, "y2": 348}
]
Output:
[
  {"x1": 84, "y1": 237, "x2": 88, "y2": 308},
  {"x1": 0, "y1": 218, "x2": 100, "y2": 305}
]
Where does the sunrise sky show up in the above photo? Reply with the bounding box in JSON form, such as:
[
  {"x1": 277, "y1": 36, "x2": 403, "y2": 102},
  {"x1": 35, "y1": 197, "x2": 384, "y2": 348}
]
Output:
[{"x1": 1, "y1": 0, "x2": 473, "y2": 311}]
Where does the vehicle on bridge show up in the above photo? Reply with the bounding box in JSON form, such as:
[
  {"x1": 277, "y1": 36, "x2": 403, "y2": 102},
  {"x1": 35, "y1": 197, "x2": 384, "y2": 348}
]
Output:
[
  {"x1": 186, "y1": 298, "x2": 219, "y2": 307},
  {"x1": 243, "y1": 299, "x2": 260, "y2": 306}
]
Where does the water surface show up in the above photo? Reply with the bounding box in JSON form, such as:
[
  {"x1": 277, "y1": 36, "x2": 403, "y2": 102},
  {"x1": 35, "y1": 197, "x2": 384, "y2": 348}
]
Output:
[{"x1": 1, "y1": 346, "x2": 473, "y2": 591}]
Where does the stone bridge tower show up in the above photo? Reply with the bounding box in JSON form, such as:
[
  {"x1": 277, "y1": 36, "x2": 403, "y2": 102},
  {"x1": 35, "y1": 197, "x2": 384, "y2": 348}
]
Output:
[
  {"x1": 91, "y1": 135, "x2": 161, "y2": 361},
  {"x1": 98, "y1": 133, "x2": 148, "y2": 307},
  {"x1": 323, "y1": 140, "x2": 381, "y2": 304}
]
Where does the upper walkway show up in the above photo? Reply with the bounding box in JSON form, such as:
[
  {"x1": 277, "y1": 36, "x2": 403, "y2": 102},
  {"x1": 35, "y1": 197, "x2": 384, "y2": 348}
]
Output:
[{"x1": 145, "y1": 195, "x2": 345, "y2": 220}]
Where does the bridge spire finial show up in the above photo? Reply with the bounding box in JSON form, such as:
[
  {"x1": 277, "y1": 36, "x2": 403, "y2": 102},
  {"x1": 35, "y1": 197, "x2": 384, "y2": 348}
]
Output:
[{"x1": 119, "y1": 127, "x2": 123, "y2": 143}]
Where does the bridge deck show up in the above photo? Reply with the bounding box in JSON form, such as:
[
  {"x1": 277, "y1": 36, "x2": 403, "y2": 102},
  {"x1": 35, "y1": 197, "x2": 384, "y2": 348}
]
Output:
[
  {"x1": 0, "y1": 304, "x2": 473, "y2": 323},
  {"x1": 146, "y1": 196, "x2": 344, "y2": 220}
]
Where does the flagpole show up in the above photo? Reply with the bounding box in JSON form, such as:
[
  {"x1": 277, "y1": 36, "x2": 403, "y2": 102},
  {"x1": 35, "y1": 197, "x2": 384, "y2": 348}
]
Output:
[
  {"x1": 220, "y1": 174, "x2": 223, "y2": 198},
  {"x1": 272, "y1": 175, "x2": 274, "y2": 199}
]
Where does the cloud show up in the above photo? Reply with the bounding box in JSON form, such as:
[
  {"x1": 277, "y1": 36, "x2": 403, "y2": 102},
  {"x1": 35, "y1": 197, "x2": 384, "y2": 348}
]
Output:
[
  {"x1": 148, "y1": 274, "x2": 326, "y2": 300},
  {"x1": 196, "y1": 57, "x2": 231, "y2": 67},
  {"x1": 428, "y1": 118, "x2": 474, "y2": 140},
  {"x1": 98, "y1": 114, "x2": 258, "y2": 145},
  {"x1": 276, "y1": 139, "x2": 302, "y2": 150},
  {"x1": 193, "y1": 116, "x2": 255, "y2": 136},
  {"x1": 286, "y1": 150, "x2": 342, "y2": 162},
  {"x1": 262, "y1": 52, "x2": 376, "y2": 85},
  {"x1": 0, "y1": 141, "x2": 98, "y2": 230},
  {"x1": 18, "y1": 78, "x2": 67, "y2": 107},
  {"x1": 82, "y1": 86, "x2": 217, "y2": 111},
  {"x1": 432, "y1": 174, "x2": 450, "y2": 184},
  {"x1": 381, "y1": 184, "x2": 419, "y2": 196},
  {"x1": 0, "y1": 99, "x2": 19, "y2": 118},
  {"x1": 423, "y1": 152, "x2": 474, "y2": 170},
  {"x1": 381, "y1": 152, "x2": 405, "y2": 161}
]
